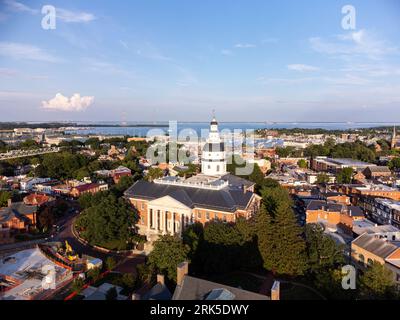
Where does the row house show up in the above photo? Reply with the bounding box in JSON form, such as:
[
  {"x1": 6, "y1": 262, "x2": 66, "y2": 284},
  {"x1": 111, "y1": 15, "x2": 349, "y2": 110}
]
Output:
[{"x1": 357, "y1": 196, "x2": 400, "y2": 229}]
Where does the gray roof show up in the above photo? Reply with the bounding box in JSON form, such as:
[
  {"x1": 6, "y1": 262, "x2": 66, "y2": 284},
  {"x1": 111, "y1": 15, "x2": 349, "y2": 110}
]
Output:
[
  {"x1": 352, "y1": 233, "x2": 400, "y2": 259},
  {"x1": 220, "y1": 173, "x2": 255, "y2": 188},
  {"x1": 306, "y1": 200, "x2": 344, "y2": 212},
  {"x1": 0, "y1": 202, "x2": 37, "y2": 224},
  {"x1": 348, "y1": 206, "x2": 364, "y2": 217},
  {"x1": 142, "y1": 283, "x2": 172, "y2": 300},
  {"x1": 172, "y1": 275, "x2": 269, "y2": 300},
  {"x1": 124, "y1": 180, "x2": 254, "y2": 212},
  {"x1": 364, "y1": 166, "x2": 391, "y2": 173}
]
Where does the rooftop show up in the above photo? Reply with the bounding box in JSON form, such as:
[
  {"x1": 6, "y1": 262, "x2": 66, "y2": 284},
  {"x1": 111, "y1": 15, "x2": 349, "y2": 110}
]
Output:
[
  {"x1": 172, "y1": 275, "x2": 269, "y2": 300},
  {"x1": 352, "y1": 233, "x2": 400, "y2": 259}
]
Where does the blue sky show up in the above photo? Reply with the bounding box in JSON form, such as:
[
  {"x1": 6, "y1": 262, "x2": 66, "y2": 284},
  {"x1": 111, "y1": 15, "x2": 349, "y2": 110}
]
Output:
[{"x1": 0, "y1": 0, "x2": 400, "y2": 122}]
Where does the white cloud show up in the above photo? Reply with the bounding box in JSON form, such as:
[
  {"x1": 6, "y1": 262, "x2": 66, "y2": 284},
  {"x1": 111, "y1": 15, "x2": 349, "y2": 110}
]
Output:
[
  {"x1": 3, "y1": 0, "x2": 38, "y2": 14},
  {"x1": 0, "y1": 42, "x2": 60, "y2": 62},
  {"x1": 235, "y1": 43, "x2": 256, "y2": 48},
  {"x1": 41, "y1": 93, "x2": 94, "y2": 111},
  {"x1": 221, "y1": 49, "x2": 233, "y2": 56},
  {"x1": 56, "y1": 8, "x2": 96, "y2": 23},
  {"x1": 310, "y1": 29, "x2": 398, "y2": 60},
  {"x1": 287, "y1": 64, "x2": 320, "y2": 72}
]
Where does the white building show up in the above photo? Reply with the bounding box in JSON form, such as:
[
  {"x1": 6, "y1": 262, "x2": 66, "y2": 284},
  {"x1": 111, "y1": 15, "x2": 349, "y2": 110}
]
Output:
[{"x1": 201, "y1": 117, "x2": 227, "y2": 176}]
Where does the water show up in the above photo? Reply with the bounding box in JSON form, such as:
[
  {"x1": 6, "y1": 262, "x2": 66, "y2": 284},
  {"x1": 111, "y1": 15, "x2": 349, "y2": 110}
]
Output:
[{"x1": 65, "y1": 121, "x2": 396, "y2": 137}]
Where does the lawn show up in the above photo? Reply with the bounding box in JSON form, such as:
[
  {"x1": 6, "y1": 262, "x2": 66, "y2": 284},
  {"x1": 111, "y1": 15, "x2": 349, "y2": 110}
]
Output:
[{"x1": 280, "y1": 282, "x2": 324, "y2": 300}]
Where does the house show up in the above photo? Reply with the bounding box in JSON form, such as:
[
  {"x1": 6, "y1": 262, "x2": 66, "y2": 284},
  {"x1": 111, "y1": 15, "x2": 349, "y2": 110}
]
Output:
[
  {"x1": 110, "y1": 166, "x2": 132, "y2": 184},
  {"x1": 81, "y1": 283, "x2": 128, "y2": 300},
  {"x1": 20, "y1": 177, "x2": 51, "y2": 192},
  {"x1": 0, "y1": 199, "x2": 38, "y2": 244},
  {"x1": 134, "y1": 274, "x2": 172, "y2": 300},
  {"x1": 70, "y1": 183, "x2": 108, "y2": 198},
  {"x1": 352, "y1": 219, "x2": 400, "y2": 241},
  {"x1": 23, "y1": 193, "x2": 54, "y2": 206},
  {"x1": 306, "y1": 200, "x2": 364, "y2": 233},
  {"x1": 171, "y1": 262, "x2": 278, "y2": 300},
  {"x1": 351, "y1": 233, "x2": 400, "y2": 287},
  {"x1": 363, "y1": 166, "x2": 392, "y2": 179},
  {"x1": 357, "y1": 196, "x2": 400, "y2": 228},
  {"x1": 321, "y1": 192, "x2": 351, "y2": 205}
]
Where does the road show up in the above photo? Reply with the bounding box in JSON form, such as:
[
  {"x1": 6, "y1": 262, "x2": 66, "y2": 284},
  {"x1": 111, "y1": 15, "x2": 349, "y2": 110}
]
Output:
[{"x1": 53, "y1": 206, "x2": 146, "y2": 269}]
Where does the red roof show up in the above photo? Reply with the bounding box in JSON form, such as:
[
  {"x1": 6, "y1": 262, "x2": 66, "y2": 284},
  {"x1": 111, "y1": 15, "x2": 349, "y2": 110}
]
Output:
[
  {"x1": 73, "y1": 183, "x2": 100, "y2": 192},
  {"x1": 23, "y1": 193, "x2": 51, "y2": 206}
]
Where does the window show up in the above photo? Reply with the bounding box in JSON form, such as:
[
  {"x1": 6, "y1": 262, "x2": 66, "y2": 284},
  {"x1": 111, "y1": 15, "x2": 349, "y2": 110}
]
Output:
[
  {"x1": 208, "y1": 165, "x2": 211, "y2": 169},
  {"x1": 141, "y1": 203, "x2": 145, "y2": 210},
  {"x1": 216, "y1": 165, "x2": 220, "y2": 172},
  {"x1": 367, "y1": 258, "x2": 374, "y2": 266},
  {"x1": 206, "y1": 212, "x2": 210, "y2": 220},
  {"x1": 359, "y1": 254, "x2": 365, "y2": 265},
  {"x1": 197, "y1": 212, "x2": 202, "y2": 219}
]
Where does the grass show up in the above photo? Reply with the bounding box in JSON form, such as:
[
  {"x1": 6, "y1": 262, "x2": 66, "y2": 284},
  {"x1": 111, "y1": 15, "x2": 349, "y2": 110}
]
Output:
[{"x1": 280, "y1": 282, "x2": 324, "y2": 300}]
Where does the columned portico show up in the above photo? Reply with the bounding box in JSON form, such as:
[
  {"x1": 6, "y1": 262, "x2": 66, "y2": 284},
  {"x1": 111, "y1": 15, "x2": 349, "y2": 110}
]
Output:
[{"x1": 147, "y1": 196, "x2": 191, "y2": 238}]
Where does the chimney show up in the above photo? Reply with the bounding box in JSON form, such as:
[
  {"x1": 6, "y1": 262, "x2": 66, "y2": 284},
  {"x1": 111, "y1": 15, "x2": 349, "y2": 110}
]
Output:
[
  {"x1": 271, "y1": 281, "x2": 280, "y2": 301},
  {"x1": 243, "y1": 184, "x2": 248, "y2": 194},
  {"x1": 157, "y1": 274, "x2": 165, "y2": 285},
  {"x1": 7, "y1": 198, "x2": 12, "y2": 207},
  {"x1": 176, "y1": 261, "x2": 189, "y2": 286}
]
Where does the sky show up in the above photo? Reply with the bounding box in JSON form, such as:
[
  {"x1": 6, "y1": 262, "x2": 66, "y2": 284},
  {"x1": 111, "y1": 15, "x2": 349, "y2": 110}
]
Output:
[{"x1": 0, "y1": 0, "x2": 400, "y2": 122}]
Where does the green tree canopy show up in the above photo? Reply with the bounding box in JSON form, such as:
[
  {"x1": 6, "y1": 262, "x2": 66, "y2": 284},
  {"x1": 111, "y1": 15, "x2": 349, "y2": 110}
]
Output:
[
  {"x1": 336, "y1": 167, "x2": 354, "y2": 184},
  {"x1": 75, "y1": 194, "x2": 138, "y2": 250},
  {"x1": 359, "y1": 261, "x2": 397, "y2": 300},
  {"x1": 147, "y1": 235, "x2": 190, "y2": 282}
]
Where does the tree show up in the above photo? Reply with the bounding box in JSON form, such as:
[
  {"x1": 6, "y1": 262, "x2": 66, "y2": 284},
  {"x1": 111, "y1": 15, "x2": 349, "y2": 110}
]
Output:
[
  {"x1": 105, "y1": 286, "x2": 118, "y2": 300},
  {"x1": 37, "y1": 206, "x2": 55, "y2": 232},
  {"x1": 304, "y1": 224, "x2": 344, "y2": 273},
  {"x1": 147, "y1": 235, "x2": 190, "y2": 282},
  {"x1": 359, "y1": 262, "x2": 397, "y2": 299},
  {"x1": 145, "y1": 167, "x2": 164, "y2": 181},
  {"x1": 0, "y1": 191, "x2": 11, "y2": 207},
  {"x1": 389, "y1": 158, "x2": 400, "y2": 171},
  {"x1": 105, "y1": 257, "x2": 117, "y2": 271},
  {"x1": 87, "y1": 267, "x2": 101, "y2": 283},
  {"x1": 336, "y1": 167, "x2": 353, "y2": 184},
  {"x1": 71, "y1": 277, "x2": 85, "y2": 293},
  {"x1": 297, "y1": 159, "x2": 308, "y2": 169},
  {"x1": 257, "y1": 185, "x2": 307, "y2": 276},
  {"x1": 75, "y1": 194, "x2": 138, "y2": 250},
  {"x1": 272, "y1": 201, "x2": 307, "y2": 276},
  {"x1": 112, "y1": 175, "x2": 134, "y2": 197},
  {"x1": 316, "y1": 173, "x2": 330, "y2": 184},
  {"x1": 256, "y1": 204, "x2": 276, "y2": 272}
]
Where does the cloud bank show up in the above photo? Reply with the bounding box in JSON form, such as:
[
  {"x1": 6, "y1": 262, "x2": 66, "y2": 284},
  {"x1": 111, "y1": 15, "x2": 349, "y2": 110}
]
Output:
[{"x1": 41, "y1": 93, "x2": 94, "y2": 111}]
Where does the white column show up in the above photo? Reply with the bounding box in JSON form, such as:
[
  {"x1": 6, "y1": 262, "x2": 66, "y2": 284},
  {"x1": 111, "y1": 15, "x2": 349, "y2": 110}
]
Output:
[
  {"x1": 172, "y1": 212, "x2": 175, "y2": 234},
  {"x1": 147, "y1": 208, "x2": 151, "y2": 230},
  {"x1": 155, "y1": 210, "x2": 159, "y2": 231}
]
